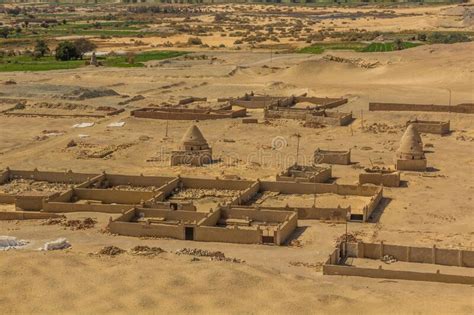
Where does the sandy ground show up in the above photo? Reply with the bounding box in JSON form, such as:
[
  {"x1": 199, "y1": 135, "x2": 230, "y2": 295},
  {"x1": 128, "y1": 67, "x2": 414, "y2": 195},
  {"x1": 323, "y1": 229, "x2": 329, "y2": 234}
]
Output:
[{"x1": 0, "y1": 39, "x2": 473, "y2": 313}]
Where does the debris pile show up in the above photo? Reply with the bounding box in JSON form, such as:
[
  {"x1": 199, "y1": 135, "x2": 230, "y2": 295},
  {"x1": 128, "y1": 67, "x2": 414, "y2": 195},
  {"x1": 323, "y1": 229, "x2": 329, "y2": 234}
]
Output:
[
  {"x1": 175, "y1": 248, "x2": 244, "y2": 263},
  {"x1": 40, "y1": 238, "x2": 71, "y2": 251},
  {"x1": 0, "y1": 179, "x2": 70, "y2": 194},
  {"x1": 381, "y1": 254, "x2": 398, "y2": 264},
  {"x1": 335, "y1": 232, "x2": 362, "y2": 245},
  {"x1": 323, "y1": 54, "x2": 381, "y2": 69},
  {"x1": 288, "y1": 239, "x2": 303, "y2": 247},
  {"x1": 42, "y1": 217, "x2": 97, "y2": 230},
  {"x1": 61, "y1": 87, "x2": 119, "y2": 100},
  {"x1": 98, "y1": 246, "x2": 126, "y2": 256},
  {"x1": 362, "y1": 123, "x2": 404, "y2": 134},
  {"x1": 130, "y1": 245, "x2": 165, "y2": 256},
  {"x1": 289, "y1": 261, "x2": 323, "y2": 270},
  {"x1": 0, "y1": 236, "x2": 29, "y2": 250}
]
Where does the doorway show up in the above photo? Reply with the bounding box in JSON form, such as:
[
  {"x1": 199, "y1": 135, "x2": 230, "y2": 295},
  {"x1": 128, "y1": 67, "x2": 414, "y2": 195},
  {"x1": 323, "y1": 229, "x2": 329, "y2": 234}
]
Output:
[{"x1": 185, "y1": 227, "x2": 194, "y2": 240}]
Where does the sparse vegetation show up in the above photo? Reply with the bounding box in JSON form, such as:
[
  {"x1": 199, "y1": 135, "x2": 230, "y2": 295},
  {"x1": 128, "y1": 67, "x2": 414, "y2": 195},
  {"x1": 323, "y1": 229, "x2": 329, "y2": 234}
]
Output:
[{"x1": 299, "y1": 41, "x2": 421, "y2": 54}]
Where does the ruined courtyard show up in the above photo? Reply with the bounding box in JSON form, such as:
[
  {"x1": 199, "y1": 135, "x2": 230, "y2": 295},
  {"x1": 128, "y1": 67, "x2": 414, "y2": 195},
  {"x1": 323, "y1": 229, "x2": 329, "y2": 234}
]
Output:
[{"x1": 1, "y1": 2, "x2": 474, "y2": 314}]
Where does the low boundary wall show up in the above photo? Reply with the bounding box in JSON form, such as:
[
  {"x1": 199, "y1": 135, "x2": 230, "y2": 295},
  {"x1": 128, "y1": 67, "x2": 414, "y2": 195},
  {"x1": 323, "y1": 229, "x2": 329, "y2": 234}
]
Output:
[
  {"x1": 406, "y1": 120, "x2": 450, "y2": 135},
  {"x1": 359, "y1": 171, "x2": 400, "y2": 187},
  {"x1": 369, "y1": 102, "x2": 474, "y2": 114},
  {"x1": 131, "y1": 107, "x2": 246, "y2": 120},
  {"x1": 323, "y1": 241, "x2": 474, "y2": 285}
]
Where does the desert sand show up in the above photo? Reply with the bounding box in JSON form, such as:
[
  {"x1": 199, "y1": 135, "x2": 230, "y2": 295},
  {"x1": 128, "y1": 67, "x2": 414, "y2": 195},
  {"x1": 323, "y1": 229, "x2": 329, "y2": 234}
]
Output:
[{"x1": 0, "y1": 3, "x2": 473, "y2": 314}]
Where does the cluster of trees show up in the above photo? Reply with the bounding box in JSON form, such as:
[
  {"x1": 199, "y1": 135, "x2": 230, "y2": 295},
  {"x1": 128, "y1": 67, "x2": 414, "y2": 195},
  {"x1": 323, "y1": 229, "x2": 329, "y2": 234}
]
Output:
[
  {"x1": 30, "y1": 38, "x2": 97, "y2": 61},
  {"x1": 55, "y1": 38, "x2": 96, "y2": 61}
]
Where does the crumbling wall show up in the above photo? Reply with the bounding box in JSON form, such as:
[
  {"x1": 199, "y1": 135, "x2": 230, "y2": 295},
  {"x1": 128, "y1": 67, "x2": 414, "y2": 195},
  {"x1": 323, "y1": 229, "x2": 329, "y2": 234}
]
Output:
[
  {"x1": 178, "y1": 97, "x2": 207, "y2": 105},
  {"x1": 94, "y1": 173, "x2": 174, "y2": 188},
  {"x1": 15, "y1": 192, "x2": 60, "y2": 211},
  {"x1": 369, "y1": 102, "x2": 474, "y2": 114},
  {"x1": 9, "y1": 169, "x2": 97, "y2": 184},
  {"x1": 0, "y1": 169, "x2": 10, "y2": 185},
  {"x1": 359, "y1": 171, "x2": 400, "y2": 187},
  {"x1": 0, "y1": 211, "x2": 62, "y2": 220},
  {"x1": 231, "y1": 181, "x2": 260, "y2": 205},
  {"x1": 294, "y1": 96, "x2": 348, "y2": 109}
]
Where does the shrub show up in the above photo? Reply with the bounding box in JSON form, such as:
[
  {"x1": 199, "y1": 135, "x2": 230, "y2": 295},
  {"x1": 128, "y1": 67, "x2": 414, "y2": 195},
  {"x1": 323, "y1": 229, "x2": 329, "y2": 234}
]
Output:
[
  {"x1": 187, "y1": 37, "x2": 203, "y2": 45},
  {"x1": 55, "y1": 41, "x2": 80, "y2": 61},
  {"x1": 428, "y1": 32, "x2": 470, "y2": 44},
  {"x1": 73, "y1": 38, "x2": 97, "y2": 58},
  {"x1": 34, "y1": 39, "x2": 50, "y2": 57}
]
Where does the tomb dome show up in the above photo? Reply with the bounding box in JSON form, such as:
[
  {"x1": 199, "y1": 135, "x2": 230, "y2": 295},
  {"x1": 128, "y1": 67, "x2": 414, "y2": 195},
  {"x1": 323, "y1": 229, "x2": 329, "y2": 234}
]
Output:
[
  {"x1": 396, "y1": 125, "x2": 425, "y2": 160},
  {"x1": 180, "y1": 125, "x2": 210, "y2": 151}
]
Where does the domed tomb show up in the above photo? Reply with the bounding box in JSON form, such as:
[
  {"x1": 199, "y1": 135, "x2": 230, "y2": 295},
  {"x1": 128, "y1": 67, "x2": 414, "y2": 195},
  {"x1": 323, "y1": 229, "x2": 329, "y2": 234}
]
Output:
[
  {"x1": 170, "y1": 124, "x2": 212, "y2": 166},
  {"x1": 396, "y1": 124, "x2": 425, "y2": 160},
  {"x1": 395, "y1": 125, "x2": 427, "y2": 171},
  {"x1": 180, "y1": 125, "x2": 210, "y2": 151}
]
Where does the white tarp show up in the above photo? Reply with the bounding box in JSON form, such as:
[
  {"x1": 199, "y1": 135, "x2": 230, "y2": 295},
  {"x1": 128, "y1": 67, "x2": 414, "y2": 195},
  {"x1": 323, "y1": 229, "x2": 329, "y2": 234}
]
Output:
[
  {"x1": 72, "y1": 122, "x2": 94, "y2": 128},
  {"x1": 40, "y1": 238, "x2": 71, "y2": 251},
  {"x1": 0, "y1": 236, "x2": 29, "y2": 251},
  {"x1": 107, "y1": 121, "x2": 125, "y2": 128}
]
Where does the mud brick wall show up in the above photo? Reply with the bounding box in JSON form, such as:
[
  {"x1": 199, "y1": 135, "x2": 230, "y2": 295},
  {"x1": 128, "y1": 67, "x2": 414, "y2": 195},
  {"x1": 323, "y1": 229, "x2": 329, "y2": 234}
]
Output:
[
  {"x1": 369, "y1": 102, "x2": 474, "y2": 114},
  {"x1": 195, "y1": 226, "x2": 261, "y2": 244},
  {"x1": 351, "y1": 242, "x2": 474, "y2": 268},
  {"x1": 181, "y1": 177, "x2": 254, "y2": 190},
  {"x1": 323, "y1": 264, "x2": 474, "y2": 285},
  {"x1": 108, "y1": 221, "x2": 185, "y2": 239},
  {"x1": 9, "y1": 169, "x2": 97, "y2": 184},
  {"x1": 276, "y1": 212, "x2": 298, "y2": 245},
  {"x1": 359, "y1": 172, "x2": 400, "y2": 187},
  {"x1": 407, "y1": 120, "x2": 450, "y2": 135}
]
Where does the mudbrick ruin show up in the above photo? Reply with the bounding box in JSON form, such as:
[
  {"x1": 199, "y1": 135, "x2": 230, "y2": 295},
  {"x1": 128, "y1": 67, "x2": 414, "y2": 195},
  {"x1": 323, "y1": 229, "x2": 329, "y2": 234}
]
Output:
[{"x1": 1, "y1": 5, "x2": 473, "y2": 310}]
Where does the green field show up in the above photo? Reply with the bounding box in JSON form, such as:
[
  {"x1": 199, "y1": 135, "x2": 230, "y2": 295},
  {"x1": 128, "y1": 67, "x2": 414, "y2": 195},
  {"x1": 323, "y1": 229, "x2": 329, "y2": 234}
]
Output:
[
  {"x1": 0, "y1": 51, "x2": 187, "y2": 72},
  {"x1": 299, "y1": 41, "x2": 421, "y2": 54}
]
